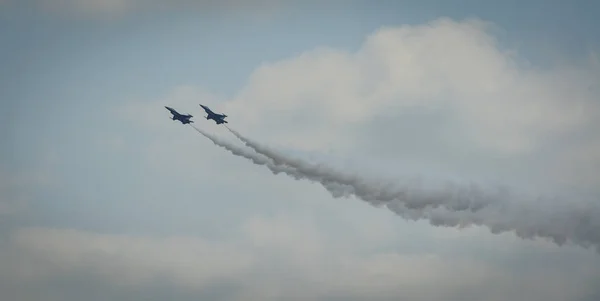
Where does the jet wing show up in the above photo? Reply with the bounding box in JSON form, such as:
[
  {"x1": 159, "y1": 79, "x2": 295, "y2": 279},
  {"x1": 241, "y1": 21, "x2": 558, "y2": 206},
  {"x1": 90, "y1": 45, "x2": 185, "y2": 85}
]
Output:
[{"x1": 200, "y1": 104, "x2": 213, "y2": 114}]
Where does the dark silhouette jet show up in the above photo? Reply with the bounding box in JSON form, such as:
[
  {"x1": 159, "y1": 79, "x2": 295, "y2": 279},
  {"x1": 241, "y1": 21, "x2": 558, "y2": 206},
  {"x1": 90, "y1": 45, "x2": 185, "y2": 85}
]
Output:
[
  {"x1": 199, "y1": 104, "x2": 228, "y2": 124},
  {"x1": 165, "y1": 106, "x2": 194, "y2": 124}
]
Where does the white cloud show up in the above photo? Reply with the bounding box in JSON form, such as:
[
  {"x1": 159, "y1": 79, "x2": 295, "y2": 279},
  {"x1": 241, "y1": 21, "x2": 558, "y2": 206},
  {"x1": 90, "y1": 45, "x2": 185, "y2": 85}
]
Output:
[
  {"x1": 115, "y1": 18, "x2": 600, "y2": 250},
  {"x1": 101, "y1": 17, "x2": 600, "y2": 300},
  {"x1": 222, "y1": 18, "x2": 598, "y2": 155},
  {"x1": 8, "y1": 227, "x2": 254, "y2": 289},
  {"x1": 38, "y1": 0, "x2": 132, "y2": 16},
  {"x1": 36, "y1": 0, "x2": 286, "y2": 18},
  {"x1": 3, "y1": 214, "x2": 599, "y2": 301},
  {"x1": 0, "y1": 195, "x2": 26, "y2": 216},
  {"x1": 0, "y1": 169, "x2": 55, "y2": 217},
  {"x1": 118, "y1": 18, "x2": 600, "y2": 196},
  {"x1": 199, "y1": 18, "x2": 598, "y2": 198},
  {"x1": 551, "y1": 138, "x2": 600, "y2": 192}
]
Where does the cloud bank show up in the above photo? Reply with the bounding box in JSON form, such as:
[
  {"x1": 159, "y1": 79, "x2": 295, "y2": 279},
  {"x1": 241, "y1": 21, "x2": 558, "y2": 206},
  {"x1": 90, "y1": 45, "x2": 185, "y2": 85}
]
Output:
[
  {"x1": 29, "y1": 0, "x2": 286, "y2": 18},
  {"x1": 133, "y1": 17, "x2": 600, "y2": 252},
  {"x1": 3, "y1": 218, "x2": 599, "y2": 301},
  {"x1": 221, "y1": 18, "x2": 598, "y2": 155}
]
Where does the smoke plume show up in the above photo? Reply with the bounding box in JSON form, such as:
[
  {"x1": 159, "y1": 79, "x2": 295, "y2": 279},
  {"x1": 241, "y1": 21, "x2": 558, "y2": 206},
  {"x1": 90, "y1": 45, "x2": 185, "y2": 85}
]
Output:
[
  {"x1": 219, "y1": 126, "x2": 600, "y2": 252},
  {"x1": 189, "y1": 125, "x2": 357, "y2": 197},
  {"x1": 225, "y1": 126, "x2": 505, "y2": 212}
]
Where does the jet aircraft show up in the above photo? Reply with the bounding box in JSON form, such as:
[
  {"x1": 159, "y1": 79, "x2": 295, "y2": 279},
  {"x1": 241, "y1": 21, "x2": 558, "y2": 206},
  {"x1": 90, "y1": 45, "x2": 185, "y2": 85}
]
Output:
[
  {"x1": 199, "y1": 104, "x2": 228, "y2": 124},
  {"x1": 165, "y1": 106, "x2": 194, "y2": 124}
]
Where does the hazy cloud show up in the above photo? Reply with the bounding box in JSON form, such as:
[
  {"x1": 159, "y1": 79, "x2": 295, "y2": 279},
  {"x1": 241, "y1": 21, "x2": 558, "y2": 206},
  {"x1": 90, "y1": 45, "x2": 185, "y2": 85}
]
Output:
[
  {"x1": 0, "y1": 169, "x2": 55, "y2": 218},
  {"x1": 117, "y1": 18, "x2": 600, "y2": 254},
  {"x1": 123, "y1": 18, "x2": 600, "y2": 195},
  {"x1": 2, "y1": 215, "x2": 599, "y2": 301},
  {"x1": 223, "y1": 18, "x2": 598, "y2": 155},
  {"x1": 34, "y1": 0, "x2": 286, "y2": 18},
  {"x1": 7, "y1": 227, "x2": 254, "y2": 288}
]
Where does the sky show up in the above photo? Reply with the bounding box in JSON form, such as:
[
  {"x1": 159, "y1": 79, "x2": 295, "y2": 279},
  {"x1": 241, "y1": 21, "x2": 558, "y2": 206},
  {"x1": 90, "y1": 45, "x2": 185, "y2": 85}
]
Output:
[{"x1": 1, "y1": 1, "x2": 600, "y2": 300}]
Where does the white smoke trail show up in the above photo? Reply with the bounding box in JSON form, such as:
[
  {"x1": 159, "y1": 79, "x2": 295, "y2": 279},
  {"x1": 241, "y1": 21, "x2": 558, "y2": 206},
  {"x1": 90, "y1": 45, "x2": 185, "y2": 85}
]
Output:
[
  {"x1": 189, "y1": 125, "x2": 356, "y2": 198},
  {"x1": 225, "y1": 126, "x2": 501, "y2": 212},
  {"x1": 224, "y1": 126, "x2": 600, "y2": 252}
]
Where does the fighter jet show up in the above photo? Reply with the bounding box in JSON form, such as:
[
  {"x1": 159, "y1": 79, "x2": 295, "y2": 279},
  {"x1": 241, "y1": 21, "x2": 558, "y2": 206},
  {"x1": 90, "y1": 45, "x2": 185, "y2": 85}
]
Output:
[
  {"x1": 165, "y1": 106, "x2": 194, "y2": 124},
  {"x1": 199, "y1": 104, "x2": 228, "y2": 124}
]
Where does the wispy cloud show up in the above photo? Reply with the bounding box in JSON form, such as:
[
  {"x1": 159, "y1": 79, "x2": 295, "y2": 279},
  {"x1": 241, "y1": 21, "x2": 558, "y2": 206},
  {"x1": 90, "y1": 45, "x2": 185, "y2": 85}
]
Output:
[
  {"x1": 124, "y1": 18, "x2": 600, "y2": 195},
  {"x1": 221, "y1": 18, "x2": 598, "y2": 155},
  {"x1": 3, "y1": 217, "x2": 599, "y2": 301},
  {"x1": 0, "y1": 169, "x2": 55, "y2": 218},
  {"x1": 32, "y1": 0, "x2": 287, "y2": 19}
]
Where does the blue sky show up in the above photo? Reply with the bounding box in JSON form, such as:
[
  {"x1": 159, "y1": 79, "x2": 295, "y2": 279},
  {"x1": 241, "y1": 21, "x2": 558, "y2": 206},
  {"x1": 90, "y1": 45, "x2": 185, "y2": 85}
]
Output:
[{"x1": 2, "y1": 1, "x2": 600, "y2": 301}]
